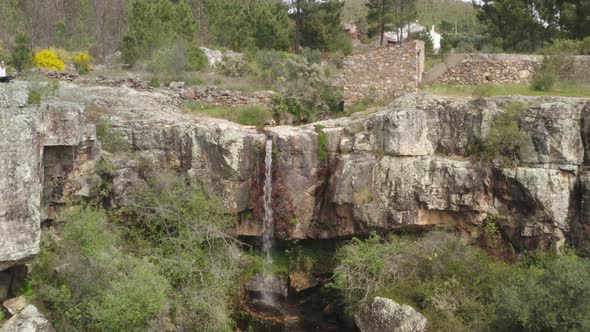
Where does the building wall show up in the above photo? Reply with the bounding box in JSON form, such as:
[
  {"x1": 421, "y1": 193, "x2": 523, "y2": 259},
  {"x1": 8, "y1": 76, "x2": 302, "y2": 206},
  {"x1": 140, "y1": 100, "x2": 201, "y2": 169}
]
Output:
[
  {"x1": 426, "y1": 53, "x2": 590, "y2": 85},
  {"x1": 343, "y1": 40, "x2": 425, "y2": 108}
]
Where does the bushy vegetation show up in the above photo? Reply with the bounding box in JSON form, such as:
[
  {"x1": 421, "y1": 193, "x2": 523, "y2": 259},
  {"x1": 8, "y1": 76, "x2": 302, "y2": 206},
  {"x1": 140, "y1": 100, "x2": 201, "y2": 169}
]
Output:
[
  {"x1": 476, "y1": 0, "x2": 590, "y2": 52},
  {"x1": 32, "y1": 169, "x2": 242, "y2": 331},
  {"x1": 148, "y1": 41, "x2": 207, "y2": 78},
  {"x1": 315, "y1": 125, "x2": 329, "y2": 162},
  {"x1": 531, "y1": 70, "x2": 556, "y2": 92},
  {"x1": 468, "y1": 101, "x2": 529, "y2": 167},
  {"x1": 73, "y1": 51, "x2": 92, "y2": 75},
  {"x1": 331, "y1": 231, "x2": 590, "y2": 331},
  {"x1": 256, "y1": 52, "x2": 342, "y2": 122},
  {"x1": 32, "y1": 206, "x2": 169, "y2": 331},
  {"x1": 33, "y1": 49, "x2": 66, "y2": 71},
  {"x1": 10, "y1": 34, "x2": 32, "y2": 72},
  {"x1": 215, "y1": 56, "x2": 251, "y2": 78},
  {"x1": 126, "y1": 169, "x2": 240, "y2": 331},
  {"x1": 122, "y1": 0, "x2": 196, "y2": 66}
]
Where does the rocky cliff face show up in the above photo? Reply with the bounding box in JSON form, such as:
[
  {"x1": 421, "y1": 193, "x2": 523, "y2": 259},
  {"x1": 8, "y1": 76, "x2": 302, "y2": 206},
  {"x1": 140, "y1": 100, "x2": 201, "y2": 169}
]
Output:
[{"x1": 1, "y1": 82, "x2": 590, "y2": 270}]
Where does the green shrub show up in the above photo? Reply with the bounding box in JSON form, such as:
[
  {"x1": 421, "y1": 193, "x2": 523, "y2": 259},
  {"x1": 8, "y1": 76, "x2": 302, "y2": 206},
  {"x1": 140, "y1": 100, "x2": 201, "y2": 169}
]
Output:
[
  {"x1": 581, "y1": 36, "x2": 590, "y2": 55},
  {"x1": 10, "y1": 34, "x2": 32, "y2": 71},
  {"x1": 186, "y1": 46, "x2": 208, "y2": 71},
  {"x1": 148, "y1": 76, "x2": 161, "y2": 88},
  {"x1": 468, "y1": 101, "x2": 529, "y2": 167},
  {"x1": 215, "y1": 56, "x2": 251, "y2": 77},
  {"x1": 128, "y1": 170, "x2": 240, "y2": 330},
  {"x1": 31, "y1": 206, "x2": 169, "y2": 332},
  {"x1": 89, "y1": 259, "x2": 169, "y2": 332},
  {"x1": 493, "y1": 255, "x2": 590, "y2": 331},
  {"x1": 315, "y1": 125, "x2": 328, "y2": 162},
  {"x1": 331, "y1": 231, "x2": 505, "y2": 331},
  {"x1": 33, "y1": 49, "x2": 66, "y2": 71},
  {"x1": 122, "y1": 0, "x2": 196, "y2": 66},
  {"x1": 73, "y1": 51, "x2": 92, "y2": 75},
  {"x1": 302, "y1": 47, "x2": 322, "y2": 65},
  {"x1": 531, "y1": 70, "x2": 555, "y2": 91}
]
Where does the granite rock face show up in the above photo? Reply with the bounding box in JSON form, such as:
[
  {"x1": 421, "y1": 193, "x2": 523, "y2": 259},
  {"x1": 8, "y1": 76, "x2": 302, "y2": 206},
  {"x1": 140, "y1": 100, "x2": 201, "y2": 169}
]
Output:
[
  {"x1": 0, "y1": 83, "x2": 42, "y2": 271},
  {"x1": 355, "y1": 297, "x2": 428, "y2": 332},
  {"x1": 0, "y1": 305, "x2": 56, "y2": 332},
  {"x1": 2, "y1": 83, "x2": 590, "y2": 271}
]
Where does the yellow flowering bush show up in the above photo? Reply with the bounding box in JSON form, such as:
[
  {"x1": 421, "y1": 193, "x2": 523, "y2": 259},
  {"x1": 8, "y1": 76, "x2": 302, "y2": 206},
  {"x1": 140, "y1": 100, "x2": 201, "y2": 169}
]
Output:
[
  {"x1": 33, "y1": 49, "x2": 65, "y2": 71},
  {"x1": 49, "y1": 47, "x2": 74, "y2": 63},
  {"x1": 73, "y1": 51, "x2": 93, "y2": 74}
]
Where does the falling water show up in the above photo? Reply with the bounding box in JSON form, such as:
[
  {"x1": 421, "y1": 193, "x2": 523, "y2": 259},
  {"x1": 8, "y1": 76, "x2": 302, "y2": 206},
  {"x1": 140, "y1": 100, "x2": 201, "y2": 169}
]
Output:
[{"x1": 261, "y1": 138, "x2": 275, "y2": 304}]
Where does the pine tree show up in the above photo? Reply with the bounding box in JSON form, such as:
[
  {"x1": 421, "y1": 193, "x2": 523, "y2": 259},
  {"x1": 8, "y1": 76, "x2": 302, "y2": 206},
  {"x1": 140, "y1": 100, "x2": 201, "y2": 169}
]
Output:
[
  {"x1": 10, "y1": 34, "x2": 32, "y2": 72},
  {"x1": 366, "y1": 0, "x2": 396, "y2": 46}
]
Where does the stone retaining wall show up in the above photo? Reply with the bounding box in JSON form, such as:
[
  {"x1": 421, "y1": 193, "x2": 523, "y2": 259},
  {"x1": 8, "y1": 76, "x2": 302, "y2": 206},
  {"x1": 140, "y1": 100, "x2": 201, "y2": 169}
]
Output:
[
  {"x1": 426, "y1": 53, "x2": 590, "y2": 85},
  {"x1": 343, "y1": 41, "x2": 425, "y2": 108}
]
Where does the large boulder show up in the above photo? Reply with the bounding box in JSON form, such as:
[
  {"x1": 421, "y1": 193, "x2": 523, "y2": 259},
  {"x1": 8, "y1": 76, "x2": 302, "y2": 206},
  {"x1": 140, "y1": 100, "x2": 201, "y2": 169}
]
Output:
[
  {"x1": 0, "y1": 305, "x2": 55, "y2": 332},
  {"x1": 355, "y1": 297, "x2": 428, "y2": 332}
]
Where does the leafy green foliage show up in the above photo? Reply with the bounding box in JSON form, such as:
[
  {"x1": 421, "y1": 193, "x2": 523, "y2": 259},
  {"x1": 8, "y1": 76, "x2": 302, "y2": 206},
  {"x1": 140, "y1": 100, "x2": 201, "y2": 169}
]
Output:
[
  {"x1": 215, "y1": 56, "x2": 251, "y2": 78},
  {"x1": 366, "y1": 0, "x2": 417, "y2": 46},
  {"x1": 27, "y1": 89, "x2": 41, "y2": 105},
  {"x1": 148, "y1": 40, "x2": 205, "y2": 77},
  {"x1": 293, "y1": 0, "x2": 353, "y2": 54},
  {"x1": 333, "y1": 230, "x2": 590, "y2": 331},
  {"x1": 122, "y1": 0, "x2": 196, "y2": 65},
  {"x1": 148, "y1": 76, "x2": 161, "y2": 88},
  {"x1": 531, "y1": 70, "x2": 555, "y2": 91},
  {"x1": 493, "y1": 255, "x2": 590, "y2": 331},
  {"x1": 468, "y1": 101, "x2": 529, "y2": 167},
  {"x1": 10, "y1": 34, "x2": 32, "y2": 71},
  {"x1": 127, "y1": 170, "x2": 240, "y2": 331},
  {"x1": 32, "y1": 207, "x2": 169, "y2": 332},
  {"x1": 186, "y1": 46, "x2": 208, "y2": 71},
  {"x1": 205, "y1": 0, "x2": 292, "y2": 52},
  {"x1": 315, "y1": 125, "x2": 328, "y2": 162},
  {"x1": 267, "y1": 54, "x2": 342, "y2": 123},
  {"x1": 476, "y1": 0, "x2": 590, "y2": 52}
]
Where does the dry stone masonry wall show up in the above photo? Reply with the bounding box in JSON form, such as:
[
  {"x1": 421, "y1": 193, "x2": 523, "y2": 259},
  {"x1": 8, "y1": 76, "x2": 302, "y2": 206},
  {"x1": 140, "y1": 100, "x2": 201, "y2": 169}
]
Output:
[
  {"x1": 343, "y1": 41, "x2": 425, "y2": 108},
  {"x1": 425, "y1": 53, "x2": 590, "y2": 85}
]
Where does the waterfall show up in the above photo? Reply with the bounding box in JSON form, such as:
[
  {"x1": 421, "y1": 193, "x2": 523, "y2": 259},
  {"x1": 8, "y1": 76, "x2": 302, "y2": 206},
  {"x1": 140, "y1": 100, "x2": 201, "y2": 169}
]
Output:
[{"x1": 261, "y1": 138, "x2": 275, "y2": 304}]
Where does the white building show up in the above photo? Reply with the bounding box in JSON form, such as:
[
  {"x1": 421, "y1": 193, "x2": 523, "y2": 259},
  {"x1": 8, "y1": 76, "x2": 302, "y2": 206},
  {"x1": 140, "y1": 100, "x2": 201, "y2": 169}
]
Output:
[{"x1": 384, "y1": 23, "x2": 442, "y2": 53}]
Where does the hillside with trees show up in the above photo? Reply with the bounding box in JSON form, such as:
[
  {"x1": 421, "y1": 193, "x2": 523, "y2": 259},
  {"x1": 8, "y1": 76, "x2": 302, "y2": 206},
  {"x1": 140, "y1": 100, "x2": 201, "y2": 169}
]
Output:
[{"x1": 0, "y1": 1, "x2": 589, "y2": 331}]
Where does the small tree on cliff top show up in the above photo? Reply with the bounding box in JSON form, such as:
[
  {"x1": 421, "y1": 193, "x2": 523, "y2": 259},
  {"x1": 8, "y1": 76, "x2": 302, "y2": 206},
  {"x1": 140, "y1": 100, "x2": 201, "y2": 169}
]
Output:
[{"x1": 10, "y1": 34, "x2": 32, "y2": 71}]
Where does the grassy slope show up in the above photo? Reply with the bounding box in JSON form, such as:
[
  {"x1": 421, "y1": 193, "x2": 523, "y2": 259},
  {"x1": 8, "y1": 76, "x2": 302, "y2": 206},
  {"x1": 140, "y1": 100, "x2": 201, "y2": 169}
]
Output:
[{"x1": 424, "y1": 82, "x2": 590, "y2": 98}]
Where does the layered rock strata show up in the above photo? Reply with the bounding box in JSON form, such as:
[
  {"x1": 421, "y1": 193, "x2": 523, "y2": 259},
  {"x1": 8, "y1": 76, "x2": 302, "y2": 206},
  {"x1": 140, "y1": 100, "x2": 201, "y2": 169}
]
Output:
[{"x1": 1, "y1": 82, "x2": 590, "y2": 271}]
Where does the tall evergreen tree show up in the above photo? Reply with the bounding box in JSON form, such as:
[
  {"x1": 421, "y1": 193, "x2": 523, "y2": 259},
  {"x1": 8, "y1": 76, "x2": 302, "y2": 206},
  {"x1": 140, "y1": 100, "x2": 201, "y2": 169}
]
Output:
[
  {"x1": 206, "y1": 0, "x2": 292, "y2": 51},
  {"x1": 122, "y1": 0, "x2": 196, "y2": 64},
  {"x1": 288, "y1": 0, "x2": 351, "y2": 53},
  {"x1": 366, "y1": 0, "x2": 396, "y2": 46}
]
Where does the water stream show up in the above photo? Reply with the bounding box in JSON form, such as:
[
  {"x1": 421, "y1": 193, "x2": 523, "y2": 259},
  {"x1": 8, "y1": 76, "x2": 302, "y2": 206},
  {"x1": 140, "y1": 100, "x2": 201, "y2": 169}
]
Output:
[{"x1": 261, "y1": 138, "x2": 276, "y2": 305}]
